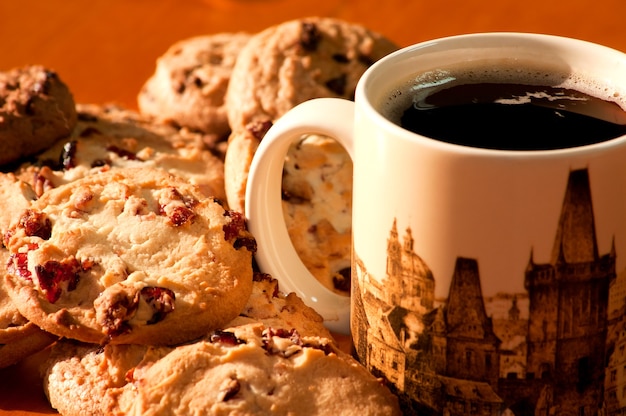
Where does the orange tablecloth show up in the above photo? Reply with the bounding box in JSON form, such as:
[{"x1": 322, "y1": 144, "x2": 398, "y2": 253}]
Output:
[
  {"x1": 0, "y1": 0, "x2": 625, "y2": 414},
  {"x1": 1, "y1": 0, "x2": 625, "y2": 111}
]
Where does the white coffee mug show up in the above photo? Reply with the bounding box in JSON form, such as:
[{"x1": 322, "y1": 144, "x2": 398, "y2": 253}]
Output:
[{"x1": 246, "y1": 33, "x2": 626, "y2": 414}]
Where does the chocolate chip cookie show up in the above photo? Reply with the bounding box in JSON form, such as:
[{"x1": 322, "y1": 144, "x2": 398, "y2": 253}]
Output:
[
  {"x1": 224, "y1": 17, "x2": 399, "y2": 131},
  {"x1": 138, "y1": 33, "x2": 251, "y2": 139},
  {"x1": 3, "y1": 167, "x2": 256, "y2": 345},
  {"x1": 0, "y1": 65, "x2": 77, "y2": 166}
]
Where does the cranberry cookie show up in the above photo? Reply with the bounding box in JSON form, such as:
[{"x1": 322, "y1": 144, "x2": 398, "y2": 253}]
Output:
[
  {"x1": 138, "y1": 33, "x2": 250, "y2": 140},
  {"x1": 1, "y1": 246, "x2": 58, "y2": 369},
  {"x1": 42, "y1": 274, "x2": 337, "y2": 415},
  {"x1": 224, "y1": 17, "x2": 398, "y2": 131},
  {"x1": 44, "y1": 323, "x2": 398, "y2": 416},
  {"x1": 3, "y1": 167, "x2": 256, "y2": 345},
  {"x1": 14, "y1": 103, "x2": 226, "y2": 201},
  {"x1": 125, "y1": 322, "x2": 400, "y2": 416},
  {"x1": 0, "y1": 65, "x2": 77, "y2": 166},
  {"x1": 0, "y1": 173, "x2": 57, "y2": 368}
]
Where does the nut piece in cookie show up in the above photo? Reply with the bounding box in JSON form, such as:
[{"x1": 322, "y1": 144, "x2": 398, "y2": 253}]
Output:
[
  {"x1": 3, "y1": 168, "x2": 255, "y2": 345},
  {"x1": 138, "y1": 33, "x2": 251, "y2": 139},
  {"x1": 0, "y1": 65, "x2": 77, "y2": 166},
  {"x1": 225, "y1": 17, "x2": 399, "y2": 131}
]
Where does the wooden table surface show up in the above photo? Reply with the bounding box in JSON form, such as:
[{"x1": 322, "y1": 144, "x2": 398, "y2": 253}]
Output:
[{"x1": 1, "y1": 0, "x2": 625, "y2": 414}]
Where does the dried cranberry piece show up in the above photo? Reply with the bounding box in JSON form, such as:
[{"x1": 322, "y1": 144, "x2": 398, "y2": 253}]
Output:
[
  {"x1": 60, "y1": 140, "x2": 78, "y2": 170},
  {"x1": 223, "y1": 211, "x2": 257, "y2": 253},
  {"x1": 222, "y1": 210, "x2": 246, "y2": 241},
  {"x1": 325, "y1": 73, "x2": 347, "y2": 95},
  {"x1": 140, "y1": 286, "x2": 175, "y2": 325},
  {"x1": 263, "y1": 327, "x2": 302, "y2": 345},
  {"x1": 332, "y1": 267, "x2": 351, "y2": 293},
  {"x1": 19, "y1": 209, "x2": 52, "y2": 240},
  {"x1": 106, "y1": 145, "x2": 141, "y2": 161},
  {"x1": 7, "y1": 251, "x2": 33, "y2": 280},
  {"x1": 246, "y1": 120, "x2": 273, "y2": 141},
  {"x1": 158, "y1": 188, "x2": 198, "y2": 226},
  {"x1": 210, "y1": 330, "x2": 245, "y2": 346},
  {"x1": 35, "y1": 258, "x2": 82, "y2": 303},
  {"x1": 233, "y1": 237, "x2": 257, "y2": 252},
  {"x1": 304, "y1": 341, "x2": 336, "y2": 356},
  {"x1": 300, "y1": 22, "x2": 321, "y2": 51},
  {"x1": 168, "y1": 206, "x2": 196, "y2": 226},
  {"x1": 262, "y1": 327, "x2": 304, "y2": 357}
]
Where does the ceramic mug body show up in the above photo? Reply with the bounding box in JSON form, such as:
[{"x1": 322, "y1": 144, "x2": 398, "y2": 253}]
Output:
[{"x1": 246, "y1": 33, "x2": 626, "y2": 415}]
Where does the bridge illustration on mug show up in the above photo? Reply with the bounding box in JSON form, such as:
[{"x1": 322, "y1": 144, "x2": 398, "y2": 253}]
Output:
[{"x1": 352, "y1": 167, "x2": 626, "y2": 416}]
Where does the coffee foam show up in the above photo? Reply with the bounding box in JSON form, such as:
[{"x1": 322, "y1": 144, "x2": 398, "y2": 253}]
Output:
[{"x1": 380, "y1": 60, "x2": 626, "y2": 125}]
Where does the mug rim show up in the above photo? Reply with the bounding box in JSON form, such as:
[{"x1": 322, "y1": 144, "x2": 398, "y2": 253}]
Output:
[{"x1": 356, "y1": 32, "x2": 626, "y2": 159}]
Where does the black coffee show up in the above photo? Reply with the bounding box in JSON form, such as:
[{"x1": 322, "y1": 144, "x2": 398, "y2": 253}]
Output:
[{"x1": 398, "y1": 83, "x2": 626, "y2": 150}]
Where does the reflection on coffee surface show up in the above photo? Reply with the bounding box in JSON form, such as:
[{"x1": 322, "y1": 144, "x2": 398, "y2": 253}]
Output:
[{"x1": 400, "y1": 83, "x2": 626, "y2": 150}]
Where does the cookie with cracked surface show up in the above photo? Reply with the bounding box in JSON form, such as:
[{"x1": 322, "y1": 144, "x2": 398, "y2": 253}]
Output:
[
  {"x1": 124, "y1": 322, "x2": 400, "y2": 416},
  {"x1": 43, "y1": 340, "x2": 161, "y2": 416},
  {"x1": 3, "y1": 167, "x2": 256, "y2": 345},
  {"x1": 225, "y1": 17, "x2": 398, "y2": 131},
  {"x1": 14, "y1": 103, "x2": 227, "y2": 201},
  {"x1": 44, "y1": 323, "x2": 399, "y2": 416},
  {"x1": 0, "y1": 65, "x2": 77, "y2": 166},
  {"x1": 138, "y1": 33, "x2": 250, "y2": 140},
  {"x1": 42, "y1": 275, "x2": 339, "y2": 415}
]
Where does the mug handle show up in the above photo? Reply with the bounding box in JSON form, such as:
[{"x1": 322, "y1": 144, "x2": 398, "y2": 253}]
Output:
[{"x1": 245, "y1": 98, "x2": 355, "y2": 335}]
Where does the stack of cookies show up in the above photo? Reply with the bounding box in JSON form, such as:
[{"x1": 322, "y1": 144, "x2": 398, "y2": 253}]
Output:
[{"x1": 0, "y1": 17, "x2": 401, "y2": 415}]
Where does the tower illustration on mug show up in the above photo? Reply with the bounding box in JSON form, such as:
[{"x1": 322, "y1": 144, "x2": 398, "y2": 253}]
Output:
[{"x1": 352, "y1": 167, "x2": 625, "y2": 416}]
